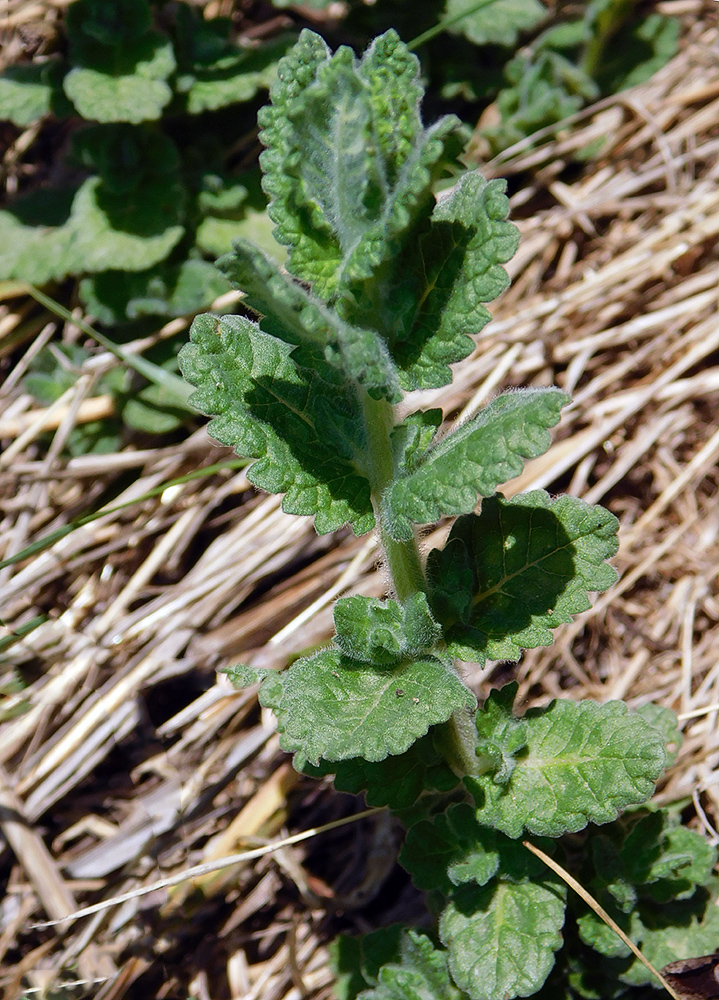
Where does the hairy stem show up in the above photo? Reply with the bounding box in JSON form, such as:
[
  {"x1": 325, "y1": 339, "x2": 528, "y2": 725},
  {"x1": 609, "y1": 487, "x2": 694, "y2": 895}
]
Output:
[
  {"x1": 360, "y1": 391, "x2": 425, "y2": 602},
  {"x1": 434, "y1": 708, "x2": 480, "y2": 778}
]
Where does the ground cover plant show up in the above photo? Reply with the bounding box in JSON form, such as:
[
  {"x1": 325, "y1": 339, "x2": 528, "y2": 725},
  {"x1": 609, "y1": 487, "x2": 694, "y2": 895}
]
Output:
[
  {"x1": 177, "y1": 28, "x2": 719, "y2": 1000},
  {"x1": 0, "y1": 0, "x2": 679, "y2": 449},
  {"x1": 0, "y1": 0, "x2": 679, "y2": 321},
  {"x1": 0, "y1": 0, "x2": 290, "y2": 321}
]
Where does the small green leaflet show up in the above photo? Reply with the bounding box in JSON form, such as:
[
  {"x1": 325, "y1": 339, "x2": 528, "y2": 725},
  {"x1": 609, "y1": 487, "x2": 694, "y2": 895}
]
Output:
[
  {"x1": 387, "y1": 173, "x2": 520, "y2": 390},
  {"x1": 254, "y1": 648, "x2": 475, "y2": 764},
  {"x1": 427, "y1": 490, "x2": 619, "y2": 663},
  {"x1": 399, "y1": 802, "x2": 543, "y2": 893},
  {"x1": 466, "y1": 685, "x2": 668, "y2": 838},
  {"x1": 333, "y1": 593, "x2": 441, "y2": 666},
  {"x1": 440, "y1": 879, "x2": 566, "y2": 1000},
  {"x1": 217, "y1": 239, "x2": 400, "y2": 402},
  {"x1": 258, "y1": 29, "x2": 462, "y2": 300},
  {"x1": 445, "y1": 0, "x2": 547, "y2": 48},
  {"x1": 357, "y1": 929, "x2": 465, "y2": 1000},
  {"x1": 64, "y1": 34, "x2": 176, "y2": 124},
  {"x1": 178, "y1": 313, "x2": 374, "y2": 535},
  {"x1": 383, "y1": 390, "x2": 568, "y2": 540}
]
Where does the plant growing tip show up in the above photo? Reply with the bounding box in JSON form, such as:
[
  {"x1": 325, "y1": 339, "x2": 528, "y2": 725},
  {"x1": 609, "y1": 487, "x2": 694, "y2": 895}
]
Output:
[{"x1": 180, "y1": 29, "x2": 718, "y2": 1000}]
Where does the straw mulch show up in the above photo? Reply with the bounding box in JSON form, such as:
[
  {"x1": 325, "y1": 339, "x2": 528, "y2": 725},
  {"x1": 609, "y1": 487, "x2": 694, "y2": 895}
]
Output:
[{"x1": 1, "y1": 7, "x2": 719, "y2": 999}]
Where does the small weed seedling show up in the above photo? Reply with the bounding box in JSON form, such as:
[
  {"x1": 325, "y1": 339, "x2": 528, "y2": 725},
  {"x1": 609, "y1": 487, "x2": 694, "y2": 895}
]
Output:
[{"x1": 179, "y1": 30, "x2": 719, "y2": 1000}]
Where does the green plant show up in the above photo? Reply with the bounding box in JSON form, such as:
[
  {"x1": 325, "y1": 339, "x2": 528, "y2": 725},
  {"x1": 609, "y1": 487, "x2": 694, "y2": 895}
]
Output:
[
  {"x1": 178, "y1": 29, "x2": 717, "y2": 1000},
  {"x1": 0, "y1": 0, "x2": 679, "y2": 326},
  {"x1": 478, "y1": 0, "x2": 680, "y2": 154},
  {"x1": 0, "y1": 0, "x2": 291, "y2": 322}
]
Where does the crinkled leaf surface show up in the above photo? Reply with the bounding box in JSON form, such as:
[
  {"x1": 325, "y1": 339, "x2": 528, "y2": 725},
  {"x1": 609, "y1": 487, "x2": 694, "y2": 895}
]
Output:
[
  {"x1": 259, "y1": 29, "x2": 461, "y2": 299},
  {"x1": 427, "y1": 491, "x2": 619, "y2": 664},
  {"x1": 440, "y1": 879, "x2": 565, "y2": 1000},
  {"x1": 333, "y1": 593, "x2": 441, "y2": 666},
  {"x1": 178, "y1": 313, "x2": 374, "y2": 534},
  {"x1": 384, "y1": 390, "x2": 568, "y2": 540},
  {"x1": 0, "y1": 176, "x2": 184, "y2": 283},
  {"x1": 63, "y1": 33, "x2": 175, "y2": 123},
  {"x1": 301, "y1": 733, "x2": 458, "y2": 810},
  {"x1": 386, "y1": 173, "x2": 520, "y2": 390},
  {"x1": 358, "y1": 930, "x2": 465, "y2": 1000},
  {"x1": 445, "y1": 0, "x2": 547, "y2": 47},
  {"x1": 218, "y1": 240, "x2": 400, "y2": 401},
  {"x1": 256, "y1": 647, "x2": 475, "y2": 763},
  {"x1": 400, "y1": 803, "x2": 528, "y2": 893},
  {"x1": 466, "y1": 686, "x2": 667, "y2": 838}
]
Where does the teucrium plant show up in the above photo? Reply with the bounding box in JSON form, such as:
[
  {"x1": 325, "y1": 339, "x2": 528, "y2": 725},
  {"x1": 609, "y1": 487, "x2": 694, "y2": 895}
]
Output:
[{"x1": 179, "y1": 30, "x2": 718, "y2": 1000}]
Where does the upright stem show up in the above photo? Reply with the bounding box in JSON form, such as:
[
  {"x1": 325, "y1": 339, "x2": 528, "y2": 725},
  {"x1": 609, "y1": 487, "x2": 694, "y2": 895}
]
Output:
[
  {"x1": 360, "y1": 391, "x2": 425, "y2": 602},
  {"x1": 360, "y1": 389, "x2": 475, "y2": 777}
]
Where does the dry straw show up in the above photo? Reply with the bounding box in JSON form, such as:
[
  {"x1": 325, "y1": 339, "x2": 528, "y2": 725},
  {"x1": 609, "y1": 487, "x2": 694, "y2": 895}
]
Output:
[{"x1": 1, "y1": 8, "x2": 719, "y2": 998}]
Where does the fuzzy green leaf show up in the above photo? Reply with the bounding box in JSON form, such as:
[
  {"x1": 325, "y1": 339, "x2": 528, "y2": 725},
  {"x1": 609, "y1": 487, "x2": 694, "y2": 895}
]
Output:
[
  {"x1": 358, "y1": 930, "x2": 465, "y2": 1000},
  {"x1": 301, "y1": 733, "x2": 459, "y2": 810},
  {"x1": 259, "y1": 29, "x2": 462, "y2": 299},
  {"x1": 446, "y1": 0, "x2": 547, "y2": 47},
  {"x1": 384, "y1": 390, "x2": 568, "y2": 540},
  {"x1": 63, "y1": 33, "x2": 175, "y2": 123},
  {"x1": 440, "y1": 879, "x2": 565, "y2": 1000},
  {"x1": 178, "y1": 313, "x2": 374, "y2": 535},
  {"x1": 0, "y1": 177, "x2": 184, "y2": 284},
  {"x1": 0, "y1": 62, "x2": 61, "y2": 126},
  {"x1": 387, "y1": 173, "x2": 520, "y2": 390},
  {"x1": 400, "y1": 803, "x2": 533, "y2": 893},
  {"x1": 256, "y1": 648, "x2": 475, "y2": 763},
  {"x1": 466, "y1": 686, "x2": 668, "y2": 838},
  {"x1": 427, "y1": 491, "x2": 619, "y2": 664},
  {"x1": 333, "y1": 593, "x2": 441, "y2": 666},
  {"x1": 635, "y1": 704, "x2": 682, "y2": 767},
  {"x1": 218, "y1": 240, "x2": 400, "y2": 401}
]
